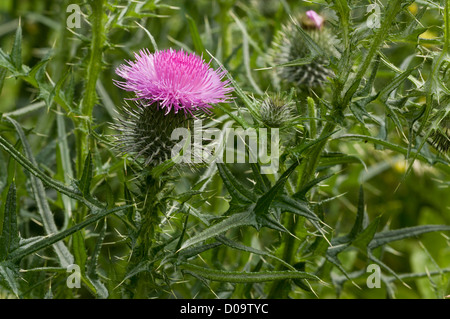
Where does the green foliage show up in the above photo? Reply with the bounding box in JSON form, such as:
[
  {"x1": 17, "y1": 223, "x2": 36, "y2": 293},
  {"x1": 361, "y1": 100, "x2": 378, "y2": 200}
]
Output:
[{"x1": 0, "y1": 0, "x2": 449, "y2": 299}]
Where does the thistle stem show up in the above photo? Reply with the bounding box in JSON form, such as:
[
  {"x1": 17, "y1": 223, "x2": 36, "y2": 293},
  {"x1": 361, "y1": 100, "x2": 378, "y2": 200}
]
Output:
[{"x1": 76, "y1": 0, "x2": 105, "y2": 178}]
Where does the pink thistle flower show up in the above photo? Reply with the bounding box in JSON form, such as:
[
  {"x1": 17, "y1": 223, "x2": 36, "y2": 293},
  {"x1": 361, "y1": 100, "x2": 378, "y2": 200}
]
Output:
[
  {"x1": 115, "y1": 48, "x2": 233, "y2": 115},
  {"x1": 306, "y1": 10, "x2": 324, "y2": 29}
]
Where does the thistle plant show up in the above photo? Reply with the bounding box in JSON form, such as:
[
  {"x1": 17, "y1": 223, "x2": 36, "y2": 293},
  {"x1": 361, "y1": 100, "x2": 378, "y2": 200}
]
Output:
[{"x1": 0, "y1": 0, "x2": 450, "y2": 301}]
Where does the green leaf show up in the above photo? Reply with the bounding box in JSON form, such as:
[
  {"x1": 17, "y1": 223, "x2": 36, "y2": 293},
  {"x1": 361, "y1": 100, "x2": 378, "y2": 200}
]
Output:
[
  {"x1": 294, "y1": 173, "x2": 335, "y2": 199},
  {"x1": 87, "y1": 219, "x2": 106, "y2": 278},
  {"x1": 5, "y1": 116, "x2": 74, "y2": 267},
  {"x1": 250, "y1": 162, "x2": 271, "y2": 193},
  {"x1": 335, "y1": 134, "x2": 450, "y2": 174},
  {"x1": 72, "y1": 231, "x2": 87, "y2": 275},
  {"x1": 0, "y1": 261, "x2": 20, "y2": 297},
  {"x1": 181, "y1": 263, "x2": 320, "y2": 283},
  {"x1": 0, "y1": 183, "x2": 19, "y2": 261},
  {"x1": 217, "y1": 163, "x2": 257, "y2": 203},
  {"x1": 7, "y1": 205, "x2": 131, "y2": 262},
  {"x1": 78, "y1": 151, "x2": 93, "y2": 197},
  {"x1": 369, "y1": 225, "x2": 450, "y2": 250},
  {"x1": 348, "y1": 186, "x2": 366, "y2": 240},
  {"x1": 254, "y1": 160, "x2": 300, "y2": 216},
  {"x1": 11, "y1": 22, "x2": 22, "y2": 70},
  {"x1": 275, "y1": 195, "x2": 321, "y2": 225},
  {"x1": 352, "y1": 216, "x2": 381, "y2": 252},
  {"x1": 0, "y1": 67, "x2": 7, "y2": 95},
  {"x1": 217, "y1": 235, "x2": 296, "y2": 271},
  {"x1": 0, "y1": 134, "x2": 104, "y2": 208},
  {"x1": 179, "y1": 211, "x2": 255, "y2": 251}
]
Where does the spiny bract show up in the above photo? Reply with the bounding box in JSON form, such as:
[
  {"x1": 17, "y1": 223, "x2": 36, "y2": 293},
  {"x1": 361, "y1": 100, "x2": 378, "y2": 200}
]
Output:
[{"x1": 112, "y1": 100, "x2": 194, "y2": 167}]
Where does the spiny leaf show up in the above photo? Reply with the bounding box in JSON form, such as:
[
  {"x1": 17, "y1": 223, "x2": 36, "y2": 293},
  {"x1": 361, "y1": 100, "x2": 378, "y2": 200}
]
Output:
[
  {"x1": 7, "y1": 205, "x2": 131, "y2": 262},
  {"x1": 369, "y1": 225, "x2": 450, "y2": 250},
  {"x1": 352, "y1": 216, "x2": 381, "y2": 252},
  {"x1": 294, "y1": 173, "x2": 335, "y2": 199},
  {"x1": 78, "y1": 151, "x2": 93, "y2": 197},
  {"x1": 250, "y1": 162, "x2": 271, "y2": 193},
  {"x1": 179, "y1": 210, "x2": 255, "y2": 251},
  {"x1": 11, "y1": 21, "x2": 22, "y2": 70},
  {"x1": 5, "y1": 116, "x2": 74, "y2": 267},
  {"x1": 217, "y1": 163, "x2": 257, "y2": 203},
  {"x1": 275, "y1": 195, "x2": 320, "y2": 224},
  {"x1": 216, "y1": 235, "x2": 296, "y2": 270},
  {"x1": 180, "y1": 263, "x2": 320, "y2": 283},
  {"x1": 254, "y1": 160, "x2": 300, "y2": 216},
  {"x1": 0, "y1": 262, "x2": 20, "y2": 297},
  {"x1": 0, "y1": 183, "x2": 19, "y2": 261},
  {"x1": 349, "y1": 186, "x2": 366, "y2": 240}
]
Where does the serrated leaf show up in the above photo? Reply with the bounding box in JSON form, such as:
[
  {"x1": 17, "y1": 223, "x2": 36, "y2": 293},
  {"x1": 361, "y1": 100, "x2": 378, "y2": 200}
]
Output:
[
  {"x1": 5, "y1": 116, "x2": 74, "y2": 267},
  {"x1": 217, "y1": 235, "x2": 295, "y2": 270},
  {"x1": 72, "y1": 231, "x2": 87, "y2": 275},
  {"x1": 78, "y1": 152, "x2": 93, "y2": 197},
  {"x1": 349, "y1": 186, "x2": 365, "y2": 240},
  {"x1": 0, "y1": 183, "x2": 19, "y2": 261},
  {"x1": 254, "y1": 160, "x2": 300, "y2": 216},
  {"x1": 275, "y1": 195, "x2": 321, "y2": 225},
  {"x1": 11, "y1": 23, "x2": 22, "y2": 70},
  {"x1": 0, "y1": 262, "x2": 19, "y2": 297},
  {"x1": 87, "y1": 219, "x2": 106, "y2": 278},
  {"x1": 181, "y1": 263, "x2": 320, "y2": 283},
  {"x1": 250, "y1": 162, "x2": 271, "y2": 193},
  {"x1": 7, "y1": 205, "x2": 130, "y2": 262},
  {"x1": 179, "y1": 210, "x2": 255, "y2": 251},
  {"x1": 369, "y1": 225, "x2": 450, "y2": 250},
  {"x1": 294, "y1": 173, "x2": 335, "y2": 199},
  {"x1": 352, "y1": 216, "x2": 381, "y2": 252},
  {"x1": 217, "y1": 163, "x2": 257, "y2": 203}
]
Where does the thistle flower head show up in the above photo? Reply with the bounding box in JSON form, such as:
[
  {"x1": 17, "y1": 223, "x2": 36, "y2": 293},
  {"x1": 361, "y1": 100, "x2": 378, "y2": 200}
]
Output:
[
  {"x1": 115, "y1": 48, "x2": 233, "y2": 115},
  {"x1": 113, "y1": 48, "x2": 233, "y2": 167}
]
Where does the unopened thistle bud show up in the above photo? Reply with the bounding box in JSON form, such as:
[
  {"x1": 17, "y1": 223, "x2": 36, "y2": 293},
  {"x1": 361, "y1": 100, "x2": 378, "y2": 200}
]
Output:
[
  {"x1": 269, "y1": 10, "x2": 339, "y2": 88},
  {"x1": 258, "y1": 93, "x2": 296, "y2": 128},
  {"x1": 113, "y1": 48, "x2": 233, "y2": 167}
]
